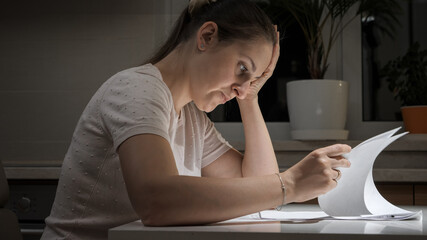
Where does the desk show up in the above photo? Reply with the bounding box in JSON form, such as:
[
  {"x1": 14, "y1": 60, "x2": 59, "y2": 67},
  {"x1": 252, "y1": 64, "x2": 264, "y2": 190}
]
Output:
[{"x1": 108, "y1": 204, "x2": 425, "y2": 240}]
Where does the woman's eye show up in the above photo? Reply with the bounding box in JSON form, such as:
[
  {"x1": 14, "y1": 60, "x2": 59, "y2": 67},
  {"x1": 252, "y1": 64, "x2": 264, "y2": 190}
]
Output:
[{"x1": 240, "y1": 64, "x2": 248, "y2": 73}]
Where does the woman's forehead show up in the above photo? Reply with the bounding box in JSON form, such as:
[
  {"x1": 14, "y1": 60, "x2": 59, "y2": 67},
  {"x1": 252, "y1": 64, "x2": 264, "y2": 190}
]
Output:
[{"x1": 236, "y1": 39, "x2": 273, "y2": 69}]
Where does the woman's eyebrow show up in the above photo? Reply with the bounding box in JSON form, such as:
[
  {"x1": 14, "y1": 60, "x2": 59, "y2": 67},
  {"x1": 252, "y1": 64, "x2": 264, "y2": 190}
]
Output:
[
  {"x1": 241, "y1": 54, "x2": 263, "y2": 79},
  {"x1": 242, "y1": 54, "x2": 257, "y2": 72}
]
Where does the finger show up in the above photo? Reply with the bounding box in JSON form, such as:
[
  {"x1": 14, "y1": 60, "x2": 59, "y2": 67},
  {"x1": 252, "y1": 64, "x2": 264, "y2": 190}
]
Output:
[
  {"x1": 330, "y1": 154, "x2": 351, "y2": 168},
  {"x1": 258, "y1": 28, "x2": 280, "y2": 84},
  {"x1": 273, "y1": 31, "x2": 280, "y2": 60},
  {"x1": 332, "y1": 169, "x2": 341, "y2": 180},
  {"x1": 273, "y1": 38, "x2": 280, "y2": 64},
  {"x1": 330, "y1": 157, "x2": 351, "y2": 168},
  {"x1": 332, "y1": 178, "x2": 338, "y2": 186},
  {"x1": 249, "y1": 78, "x2": 263, "y2": 89},
  {"x1": 262, "y1": 42, "x2": 279, "y2": 77},
  {"x1": 330, "y1": 155, "x2": 345, "y2": 160},
  {"x1": 266, "y1": 44, "x2": 279, "y2": 71},
  {"x1": 325, "y1": 168, "x2": 339, "y2": 180},
  {"x1": 326, "y1": 173, "x2": 339, "y2": 188},
  {"x1": 251, "y1": 74, "x2": 269, "y2": 90},
  {"x1": 320, "y1": 144, "x2": 352, "y2": 157},
  {"x1": 262, "y1": 27, "x2": 280, "y2": 73},
  {"x1": 268, "y1": 28, "x2": 280, "y2": 67}
]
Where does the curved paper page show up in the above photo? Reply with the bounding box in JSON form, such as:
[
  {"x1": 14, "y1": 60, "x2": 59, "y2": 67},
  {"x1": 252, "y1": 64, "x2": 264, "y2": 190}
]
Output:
[{"x1": 318, "y1": 127, "x2": 412, "y2": 217}]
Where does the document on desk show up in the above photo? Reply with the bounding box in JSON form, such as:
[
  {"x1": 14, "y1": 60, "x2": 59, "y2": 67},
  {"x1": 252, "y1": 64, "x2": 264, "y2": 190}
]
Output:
[
  {"x1": 259, "y1": 209, "x2": 421, "y2": 221},
  {"x1": 261, "y1": 127, "x2": 422, "y2": 221}
]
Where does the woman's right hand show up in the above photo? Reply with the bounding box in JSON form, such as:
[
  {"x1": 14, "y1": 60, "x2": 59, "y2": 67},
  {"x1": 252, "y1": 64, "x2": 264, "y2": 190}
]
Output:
[{"x1": 281, "y1": 144, "x2": 352, "y2": 203}]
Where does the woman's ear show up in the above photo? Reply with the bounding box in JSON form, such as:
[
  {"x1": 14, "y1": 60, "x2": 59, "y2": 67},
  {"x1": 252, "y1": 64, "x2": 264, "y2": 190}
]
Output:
[{"x1": 196, "y1": 21, "x2": 218, "y2": 51}]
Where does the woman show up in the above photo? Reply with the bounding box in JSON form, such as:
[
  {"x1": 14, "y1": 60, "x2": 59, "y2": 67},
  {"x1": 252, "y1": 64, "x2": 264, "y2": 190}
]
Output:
[{"x1": 42, "y1": 0, "x2": 351, "y2": 239}]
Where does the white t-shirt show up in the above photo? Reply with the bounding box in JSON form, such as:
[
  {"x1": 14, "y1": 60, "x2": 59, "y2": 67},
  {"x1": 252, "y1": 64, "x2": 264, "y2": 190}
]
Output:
[{"x1": 42, "y1": 64, "x2": 232, "y2": 239}]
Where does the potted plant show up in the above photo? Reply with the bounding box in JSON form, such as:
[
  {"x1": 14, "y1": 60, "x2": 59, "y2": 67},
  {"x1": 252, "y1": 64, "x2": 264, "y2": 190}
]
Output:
[
  {"x1": 381, "y1": 42, "x2": 427, "y2": 133},
  {"x1": 263, "y1": 0, "x2": 401, "y2": 139}
]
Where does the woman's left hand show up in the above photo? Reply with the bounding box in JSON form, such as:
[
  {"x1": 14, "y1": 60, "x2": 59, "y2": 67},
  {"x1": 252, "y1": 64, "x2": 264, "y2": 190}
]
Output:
[{"x1": 239, "y1": 25, "x2": 280, "y2": 102}]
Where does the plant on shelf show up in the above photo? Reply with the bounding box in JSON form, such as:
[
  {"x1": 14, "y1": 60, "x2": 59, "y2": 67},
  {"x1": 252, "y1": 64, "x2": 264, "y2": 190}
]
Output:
[
  {"x1": 265, "y1": 0, "x2": 401, "y2": 79},
  {"x1": 381, "y1": 42, "x2": 427, "y2": 133},
  {"x1": 258, "y1": 0, "x2": 402, "y2": 139},
  {"x1": 382, "y1": 42, "x2": 427, "y2": 106}
]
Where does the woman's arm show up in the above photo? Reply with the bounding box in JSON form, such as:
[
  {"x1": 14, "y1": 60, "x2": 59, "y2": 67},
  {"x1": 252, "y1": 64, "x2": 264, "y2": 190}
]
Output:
[
  {"x1": 119, "y1": 134, "x2": 283, "y2": 226},
  {"x1": 236, "y1": 25, "x2": 281, "y2": 177},
  {"x1": 119, "y1": 134, "x2": 351, "y2": 226},
  {"x1": 201, "y1": 98, "x2": 277, "y2": 178},
  {"x1": 238, "y1": 97, "x2": 278, "y2": 176}
]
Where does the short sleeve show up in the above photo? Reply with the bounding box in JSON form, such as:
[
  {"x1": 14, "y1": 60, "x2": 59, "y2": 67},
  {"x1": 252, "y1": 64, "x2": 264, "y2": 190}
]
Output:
[
  {"x1": 201, "y1": 114, "x2": 232, "y2": 168},
  {"x1": 99, "y1": 68, "x2": 173, "y2": 151}
]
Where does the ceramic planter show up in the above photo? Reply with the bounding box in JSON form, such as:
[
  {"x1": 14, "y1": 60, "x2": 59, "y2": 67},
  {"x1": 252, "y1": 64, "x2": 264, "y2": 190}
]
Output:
[
  {"x1": 286, "y1": 79, "x2": 349, "y2": 140},
  {"x1": 401, "y1": 106, "x2": 427, "y2": 133}
]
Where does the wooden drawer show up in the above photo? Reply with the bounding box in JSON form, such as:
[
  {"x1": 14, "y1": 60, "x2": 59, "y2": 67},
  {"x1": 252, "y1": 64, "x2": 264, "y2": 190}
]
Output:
[
  {"x1": 415, "y1": 184, "x2": 427, "y2": 205},
  {"x1": 376, "y1": 183, "x2": 413, "y2": 205}
]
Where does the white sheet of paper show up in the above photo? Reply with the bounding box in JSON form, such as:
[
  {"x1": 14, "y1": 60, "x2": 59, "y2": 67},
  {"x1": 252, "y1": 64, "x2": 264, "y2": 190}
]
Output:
[
  {"x1": 258, "y1": 210, "x2": 421, "y2": 221},
  {"x1": 259, "y1": 210, "x2": 329, "y2": 221}
]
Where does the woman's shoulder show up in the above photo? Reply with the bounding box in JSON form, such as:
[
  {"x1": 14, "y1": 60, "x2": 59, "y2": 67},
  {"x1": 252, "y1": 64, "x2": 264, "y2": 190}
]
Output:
[
  {"x1": 94, "y1": 64, "x2": 173, "y2": 112},
  {"x1": 105, "y1": 64, "x2": 171, "y2": 98},
  {"x1": 112, "y1": 64, "x2": 165, "y2": 88}
]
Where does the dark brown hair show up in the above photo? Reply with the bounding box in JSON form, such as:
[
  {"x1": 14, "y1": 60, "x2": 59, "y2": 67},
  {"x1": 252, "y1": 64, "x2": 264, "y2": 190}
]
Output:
[{"x1": 145, "y1": 0, "x2": 277, "y2": 64}]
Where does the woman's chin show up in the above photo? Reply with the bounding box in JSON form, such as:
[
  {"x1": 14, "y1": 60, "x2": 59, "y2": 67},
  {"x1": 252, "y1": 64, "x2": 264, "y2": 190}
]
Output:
[
  {"x1": 197, "y1": 102, "x2": 219, "y2": 113},
  {"x1": 204, "y1": 105, "x2": 217, "y2": 113}
]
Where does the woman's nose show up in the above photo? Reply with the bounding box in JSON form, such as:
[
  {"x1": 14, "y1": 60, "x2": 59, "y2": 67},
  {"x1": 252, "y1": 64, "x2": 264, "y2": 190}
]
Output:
[{"x1": 232, "y1": 81, "x2": 250, "y2": 99}]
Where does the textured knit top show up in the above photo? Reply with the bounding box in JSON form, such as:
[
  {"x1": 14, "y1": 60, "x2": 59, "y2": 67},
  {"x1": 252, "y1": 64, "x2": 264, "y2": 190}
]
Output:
[{"x1": 42, "y1": 64, "x2": 232, "y2": 239}]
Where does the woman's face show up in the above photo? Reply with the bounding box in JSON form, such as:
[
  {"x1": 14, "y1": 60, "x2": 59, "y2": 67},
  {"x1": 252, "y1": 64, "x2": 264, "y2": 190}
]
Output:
[{"x1": 189, "y1": 38, "x2": 273, "y2": 112}]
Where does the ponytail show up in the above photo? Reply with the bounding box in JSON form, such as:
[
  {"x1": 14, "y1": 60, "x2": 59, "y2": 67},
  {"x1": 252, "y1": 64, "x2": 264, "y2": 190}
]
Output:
[
  {"x1": 144, "y1": 8, "x2": 192, "y2": 64},
  {"x1": 144, "y1": 0, "x2": 277, "y2": 65}
]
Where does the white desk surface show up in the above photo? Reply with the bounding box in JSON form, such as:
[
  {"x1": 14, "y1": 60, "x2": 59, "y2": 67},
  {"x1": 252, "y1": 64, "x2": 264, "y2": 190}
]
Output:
[{"x1": 108, "y1": 204, "x2": 426, "y2": 240}]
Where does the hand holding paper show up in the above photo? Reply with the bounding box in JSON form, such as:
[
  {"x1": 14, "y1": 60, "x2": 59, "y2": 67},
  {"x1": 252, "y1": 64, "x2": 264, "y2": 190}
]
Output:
[
  {"x1": 260, "y1": 127, "x2": 422, "y2": 221},
  {"x1": 284, "y1": 144, "x2": 351, "y2": 203}
]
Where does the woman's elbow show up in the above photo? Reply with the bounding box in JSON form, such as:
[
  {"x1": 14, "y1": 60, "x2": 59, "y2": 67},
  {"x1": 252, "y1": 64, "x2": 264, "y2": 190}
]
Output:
[
  {"x1": 138, "y1": 206, "x2": 171, "y2": 227},
  {"x1": 131, "y1": 189, "x2": 172, "y2": 226}
]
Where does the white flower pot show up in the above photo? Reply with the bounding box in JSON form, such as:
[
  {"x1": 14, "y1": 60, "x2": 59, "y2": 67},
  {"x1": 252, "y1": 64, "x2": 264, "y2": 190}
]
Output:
[{"x1": 286, "y1": 79, "x2": 349, "y2": 140}]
